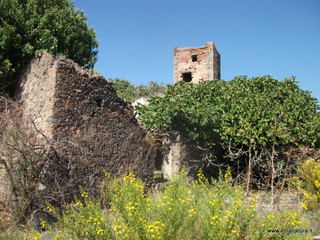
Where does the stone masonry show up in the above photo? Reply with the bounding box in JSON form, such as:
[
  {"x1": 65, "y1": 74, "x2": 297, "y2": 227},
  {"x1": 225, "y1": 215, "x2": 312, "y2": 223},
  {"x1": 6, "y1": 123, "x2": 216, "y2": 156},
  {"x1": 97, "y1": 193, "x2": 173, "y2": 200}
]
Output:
[
  {"x1": 161, "y1": 132, "x2": 202, "y2": 179},
  {"x1": 173, "y1": 42, "x2": 220, "y2": 84},
  {"x1": 15, "y1": 53, "x2": 156, "y2": 202}
]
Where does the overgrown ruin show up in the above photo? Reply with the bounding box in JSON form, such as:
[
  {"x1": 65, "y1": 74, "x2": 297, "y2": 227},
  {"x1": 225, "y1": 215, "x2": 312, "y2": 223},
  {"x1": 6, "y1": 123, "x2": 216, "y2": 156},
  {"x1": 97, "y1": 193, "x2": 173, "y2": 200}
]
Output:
[{"x1": 14, "y1": 53, "x2": 156, "y2": 202}]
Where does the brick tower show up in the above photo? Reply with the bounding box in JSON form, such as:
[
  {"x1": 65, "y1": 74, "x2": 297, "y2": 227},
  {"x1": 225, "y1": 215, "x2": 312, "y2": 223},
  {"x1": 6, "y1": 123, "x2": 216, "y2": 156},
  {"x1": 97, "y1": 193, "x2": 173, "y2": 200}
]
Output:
[{"x1": 173, "y1": 42, "x2": 220, "y2": 84}]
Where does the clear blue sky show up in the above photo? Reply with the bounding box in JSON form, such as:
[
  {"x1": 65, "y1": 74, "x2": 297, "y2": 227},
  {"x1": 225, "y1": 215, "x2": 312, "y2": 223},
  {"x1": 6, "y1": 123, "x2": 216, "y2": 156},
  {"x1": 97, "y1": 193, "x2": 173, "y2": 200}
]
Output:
[{"x1": 73, "y1": 0, "x2": 320, "y2": 101}]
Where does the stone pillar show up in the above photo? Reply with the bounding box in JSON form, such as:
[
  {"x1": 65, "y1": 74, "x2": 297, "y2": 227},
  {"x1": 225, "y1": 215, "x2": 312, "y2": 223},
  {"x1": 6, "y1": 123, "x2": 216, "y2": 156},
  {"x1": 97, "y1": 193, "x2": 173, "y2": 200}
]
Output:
[{"x1": 161, "y1": 132, "x2": 202, "y2": 179}]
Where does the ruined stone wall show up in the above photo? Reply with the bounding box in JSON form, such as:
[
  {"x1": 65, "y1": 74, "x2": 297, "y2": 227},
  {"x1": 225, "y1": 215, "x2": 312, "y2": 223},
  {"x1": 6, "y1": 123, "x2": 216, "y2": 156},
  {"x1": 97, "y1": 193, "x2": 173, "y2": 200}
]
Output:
[
  {"x1": 16, "y1": 53, "x2": 156, "y2": 201},
  {"x1": 161, "y1": 132, "x2": 202, "y2": 179},
  {"x1": 51, "y1": 57, "x2": 155, "y2": 177},
  {"x1": 173, "y1": 42, "x2": 220, "y2": 84},
  {"x1": 15, "y1": 54, "x2": 58, "y2": 138}
]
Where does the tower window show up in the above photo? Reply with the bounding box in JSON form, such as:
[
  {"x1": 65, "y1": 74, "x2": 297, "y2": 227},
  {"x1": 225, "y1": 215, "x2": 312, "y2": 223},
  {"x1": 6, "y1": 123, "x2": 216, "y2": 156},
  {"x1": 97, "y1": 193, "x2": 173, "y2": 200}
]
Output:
[
  {"x1": 182, "y1": 72, "x2": 192, "y2": 82},
  {"x1": 191, "y1": 54, "x2": 197, "y2": 62}
]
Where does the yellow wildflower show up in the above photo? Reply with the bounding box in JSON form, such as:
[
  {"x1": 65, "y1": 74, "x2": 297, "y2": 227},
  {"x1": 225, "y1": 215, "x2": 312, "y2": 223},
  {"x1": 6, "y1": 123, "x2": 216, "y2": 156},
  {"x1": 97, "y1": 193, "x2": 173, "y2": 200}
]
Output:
[
  {"x1": 188, "y1": 208, "x2": 197, "y2": 217},
  {"x1": 46, "y1": 204, "x2": 55, "y2": 213},
  {"x1": 145, "y1": 221, "x2": 164, "y2": 239},
  {"x1": 96, "y1": 228, "x2": 104, "y2": 235},
  {"x1": 32, "y1": 232, "x2": 41, "y2": 240}
]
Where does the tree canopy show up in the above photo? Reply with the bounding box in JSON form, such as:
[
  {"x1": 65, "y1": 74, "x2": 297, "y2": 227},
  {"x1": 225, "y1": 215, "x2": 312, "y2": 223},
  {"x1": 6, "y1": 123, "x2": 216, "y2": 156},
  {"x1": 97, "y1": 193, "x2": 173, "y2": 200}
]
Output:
[
  {"x1": 136, "y1": 76, "x2": 320, "y2": 189},
  {"x1": 108, "y1": 78, "x2": 167, "y2": 102},
  {"x1": 136, "y1": 76, "x2": 320, "y2": 149},
  {"x1": 0, "y1": 0, "x2": 98, "y2": 94}
]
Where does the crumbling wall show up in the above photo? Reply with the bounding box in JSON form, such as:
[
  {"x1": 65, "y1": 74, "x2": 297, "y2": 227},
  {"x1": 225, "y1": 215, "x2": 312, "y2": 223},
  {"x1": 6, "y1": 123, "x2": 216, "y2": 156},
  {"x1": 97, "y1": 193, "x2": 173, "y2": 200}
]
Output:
[
  {"x1": 15, "y1": 54, "x2": 58, "y2": 138},
  {"x1": 16, "y1": 53, "x2": 156, "y2": 202},
  {"x1": 173, "y1": 42, "x2": 220, "y2": 84},
  {"x1": 161, "y1": 132, "x2": 202, "y2": 179}
]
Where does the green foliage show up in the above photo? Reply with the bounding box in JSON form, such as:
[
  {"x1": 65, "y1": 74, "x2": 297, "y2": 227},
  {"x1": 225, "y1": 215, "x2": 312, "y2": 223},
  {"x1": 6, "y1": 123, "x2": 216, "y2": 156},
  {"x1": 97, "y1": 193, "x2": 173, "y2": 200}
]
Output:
[
  {"x1": 136, "y1": 76, "x2": 320, "y2": 148},
  {"x1": 103, "y1": 172, "x2": 150, "y2": 239},
  {"x1": 108, "y1": 78, "x2": 167, "y2": 102},
  {"x1": 0, "y1": 0, "x2": 98, "y2": 94},
  {"x1": 108, "y1": 78, "x2": 136, "y2": 102},
  {"x1": 20, "y1": 173, "x2": 313, "y2": 240},
  {"x1": 222, "y1": 76, "x2": 319, "y2": 147},
  {"x1": 52, "y1": 189, "x2": 114, "y2": 240},
  {"x1": 136, "y1": 76, "x2": 320, "y2": 189},
  {"x1": 291, "y1": 158, "x2": 320, "y2": 211},
  {"x1": 135, "y1": 79, "x2": 225, "y2": 141}
]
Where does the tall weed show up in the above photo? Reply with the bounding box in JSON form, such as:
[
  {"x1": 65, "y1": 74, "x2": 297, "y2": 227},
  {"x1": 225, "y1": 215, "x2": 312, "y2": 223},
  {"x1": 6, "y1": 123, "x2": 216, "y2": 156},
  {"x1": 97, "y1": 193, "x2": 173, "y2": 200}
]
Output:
[
  {"x1": 291, "y1": 158, "x2": 320, "y2": 211},
  {"x1": 22, "y1": 171, "x2": 313, "y2": 240}
]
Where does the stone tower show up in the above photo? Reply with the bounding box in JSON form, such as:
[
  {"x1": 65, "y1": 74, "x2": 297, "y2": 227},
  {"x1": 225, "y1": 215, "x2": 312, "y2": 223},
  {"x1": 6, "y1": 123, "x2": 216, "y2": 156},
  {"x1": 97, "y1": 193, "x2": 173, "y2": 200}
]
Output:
[{"x1": 173, "y1": 42, "x2": 220, "y2": 84}]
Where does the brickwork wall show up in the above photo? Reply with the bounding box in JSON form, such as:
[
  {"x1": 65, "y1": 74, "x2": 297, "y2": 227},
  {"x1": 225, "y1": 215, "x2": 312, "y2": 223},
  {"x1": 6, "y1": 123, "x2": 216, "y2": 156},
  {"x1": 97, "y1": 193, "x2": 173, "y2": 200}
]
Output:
[{"x1": 173, "y1": 42, "x2": 220, "y2": 84}]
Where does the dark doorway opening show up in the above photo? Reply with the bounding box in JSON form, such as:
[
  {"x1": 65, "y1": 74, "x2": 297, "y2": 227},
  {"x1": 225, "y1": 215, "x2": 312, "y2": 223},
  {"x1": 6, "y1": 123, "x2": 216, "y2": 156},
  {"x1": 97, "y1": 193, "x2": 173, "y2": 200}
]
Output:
[
  {"x1": 182, "y1": 72, "x2": 192, "y2": 82},
  {"x1": 191, "y1": 54, "x2": 198, "y2": 62}
]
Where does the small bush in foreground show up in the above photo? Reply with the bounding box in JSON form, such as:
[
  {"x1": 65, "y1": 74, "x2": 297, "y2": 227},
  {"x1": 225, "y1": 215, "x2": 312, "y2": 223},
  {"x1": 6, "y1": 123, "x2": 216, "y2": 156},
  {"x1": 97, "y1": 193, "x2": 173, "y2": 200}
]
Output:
[
  {"x1": 52, "y1": 189, "x2": 114, "y2": 240},
  {"x1": 291, "y1": 158, "x2": 320, "y2": 211},
  {"x1": 21, "y1": 172, "x2": 314, "y2": 240}
]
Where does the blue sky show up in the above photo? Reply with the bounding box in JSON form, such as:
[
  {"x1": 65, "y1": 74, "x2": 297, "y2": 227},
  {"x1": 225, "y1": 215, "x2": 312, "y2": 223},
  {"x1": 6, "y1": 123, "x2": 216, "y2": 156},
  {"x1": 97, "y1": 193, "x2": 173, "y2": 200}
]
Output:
[{"x1": 73, "y1": 0, "x2": 320, "y2": 101}]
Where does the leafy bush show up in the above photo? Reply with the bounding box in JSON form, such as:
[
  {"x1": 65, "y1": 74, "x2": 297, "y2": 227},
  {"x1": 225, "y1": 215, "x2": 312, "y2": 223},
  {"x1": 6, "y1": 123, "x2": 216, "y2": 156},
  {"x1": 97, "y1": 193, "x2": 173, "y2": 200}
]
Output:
[
  {"x1": 108, "y1": 78, "x2": 167, "y2": 102},
  {"x1": 24, "y1": 172, "x2": 313, "y2": 240},
  {"x1": 137, "y1": 76, "x2": 319, "y2": 148},
  {"x1": 0, "y1": 0, "x2": 98, "y2": 94},
  {"x1": 136, "y1": 76, "x2": 320, "y2": 191},
  {"x1": 51, "y1": 189, "x2": 114, "y2": 240},
  {"x1": 291, "y1": 158, "x2": 320, "y2": 211}
]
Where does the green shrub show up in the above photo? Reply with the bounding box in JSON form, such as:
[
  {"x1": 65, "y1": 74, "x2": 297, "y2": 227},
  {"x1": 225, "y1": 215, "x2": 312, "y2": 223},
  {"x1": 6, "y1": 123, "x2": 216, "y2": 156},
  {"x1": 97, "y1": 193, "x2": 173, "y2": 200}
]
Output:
[
  {"x1": 33, "y1": 172, "x2": 313, "y2": 240},
  {"x1": 136, "y1": 76, "x2": 320, "y2": 147},
  {"x1": 50, "y1": 189, "x2": 114, "y2": 240},
  {"x1": 136, "y1": 76, "x2": 320, "y2": 191},
  {"x1": 106, "y1": 172, "x2": 150, "y2": 239},
  {"x1": 291, "y1": 158, "x2": 320, "y2": 211},
  {"x1": 108, "y1": 78, "x2": 167, "y2": 102}
]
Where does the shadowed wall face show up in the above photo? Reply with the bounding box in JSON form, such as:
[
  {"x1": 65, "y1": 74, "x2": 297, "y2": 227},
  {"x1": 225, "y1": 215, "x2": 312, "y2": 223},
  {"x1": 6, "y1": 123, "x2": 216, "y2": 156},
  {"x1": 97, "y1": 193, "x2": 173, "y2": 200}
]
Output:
[
  {"x1": 173, "y1": 42, "x2": 220, "y2": 84},
  {"x1": 16, "y1": 53, "x2": 156, "y2": 200}
]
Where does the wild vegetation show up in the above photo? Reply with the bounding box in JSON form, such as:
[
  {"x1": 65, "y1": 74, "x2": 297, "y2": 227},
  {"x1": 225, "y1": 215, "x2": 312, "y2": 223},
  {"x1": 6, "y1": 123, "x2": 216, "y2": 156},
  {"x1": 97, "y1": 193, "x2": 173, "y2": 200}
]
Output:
[
  {"x1": 0, "y1": 97, "x2": 49, "y2": 226},
  {"x1": 1, "y1": 172, "x2": 316, "y2": 240},
  {"x1": 1, "y1": 76, "x2": 319, "y2": 239},
  {"x1": 136, "y1": 76, "x2": 320, "y2": 194},
  {"x1": 108, "y1": 78, "x2": 167, "y2": 102},
  {"x1": 0, "y1": 83, "x2": 319, "y2": 240},
  {"x1": 0, "y1": 0, "x2": 98, "y2": 94},
  {"x1": 291, "y1": 158, "x2": 320, "y2": 211},
  {"x1": 0, "y1": 0, "x2": 319, "y2": 239}
]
